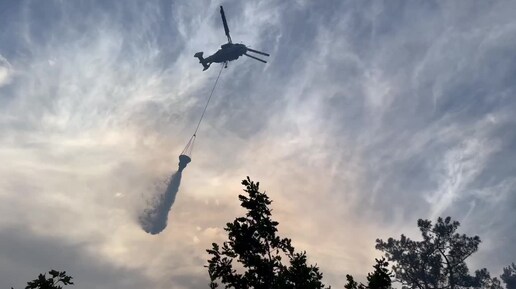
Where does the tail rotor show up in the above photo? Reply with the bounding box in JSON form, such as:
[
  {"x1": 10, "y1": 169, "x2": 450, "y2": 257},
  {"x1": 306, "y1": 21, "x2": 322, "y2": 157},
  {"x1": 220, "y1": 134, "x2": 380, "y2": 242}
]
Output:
[{"x1": 194, "y1": 52, "x2": 210, "y2": 71}]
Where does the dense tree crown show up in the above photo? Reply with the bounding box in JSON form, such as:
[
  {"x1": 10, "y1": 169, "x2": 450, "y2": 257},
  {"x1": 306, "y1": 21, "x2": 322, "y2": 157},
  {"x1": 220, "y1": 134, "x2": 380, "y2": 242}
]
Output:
[
  {"x1": 375, "y1": 217, "x2": 502, "y2": 289},
  {"x1": 501, "y1": 264, "x2": 516, "y2": 289},
  {"x1": 205, "y1": 177, "x2": 329, "y2": 289},
  {"x1": 345, "y1": 258, "x2": 392, "y2": 289}
]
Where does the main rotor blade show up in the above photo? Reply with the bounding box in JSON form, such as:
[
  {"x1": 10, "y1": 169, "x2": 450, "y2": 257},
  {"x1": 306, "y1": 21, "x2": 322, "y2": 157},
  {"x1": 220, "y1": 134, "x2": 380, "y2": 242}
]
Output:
[
  {"x1": 247, "y1": 48, "x2": 270, "y2": 57},
  {"x1": 220, "y1": 6, "x2": 232, "y2": 43},
  {"x1": 244, "y1": 53, "x2": 267, "y2": 63}
]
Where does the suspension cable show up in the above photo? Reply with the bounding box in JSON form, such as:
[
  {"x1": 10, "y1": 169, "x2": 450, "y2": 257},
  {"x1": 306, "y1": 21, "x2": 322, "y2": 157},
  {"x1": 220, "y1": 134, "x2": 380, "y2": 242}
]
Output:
[
  {"x1": 193, "y1": 64, "x2": 224, "y2": 136},
  {"x1": 181, "y1": 64, "x2": 224, "y2": 156}
]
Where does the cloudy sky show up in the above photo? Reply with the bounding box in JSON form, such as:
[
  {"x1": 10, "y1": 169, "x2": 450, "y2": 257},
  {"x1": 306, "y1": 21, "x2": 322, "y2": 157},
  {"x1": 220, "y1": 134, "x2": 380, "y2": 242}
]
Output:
[{"x1": 1, "y1": 1, "x2": 516, "y2": 288}]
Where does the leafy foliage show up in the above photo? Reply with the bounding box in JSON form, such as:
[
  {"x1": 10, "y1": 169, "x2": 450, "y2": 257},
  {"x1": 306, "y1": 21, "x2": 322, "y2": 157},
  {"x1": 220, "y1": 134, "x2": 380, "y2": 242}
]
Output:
[
  {"x1": 345, "y1": 258, "x2": 392, "y2": 289},
  {"x1": 12, "y1": 270, "x2": 73, "y2": 289},
  {"x1": 367, "y1": 258, "x2": 393, "y2": 289},
  {"x1": 206, "y1": 177, "x2": 329, "y2": 289},
  {"x1": 375, "y1": 217, "x2": 497, "y2": 289},
  {"x1": 501, "y1": 263, "x2": 516, "y2": 289},
  {"x1": 473, "y1": 268, "x2": 503, "y2": 289}
]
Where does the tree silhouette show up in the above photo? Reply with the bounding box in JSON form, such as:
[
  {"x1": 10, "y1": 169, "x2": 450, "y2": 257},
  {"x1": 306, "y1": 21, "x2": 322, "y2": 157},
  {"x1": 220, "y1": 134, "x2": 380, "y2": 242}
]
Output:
[
  {"x1": 12, "y1": 270, "x2": 73, "y2": 289},
  {"x1": 375, "y1": 217, "x2": 497, "y2": 289},
  {"x1": 205, "y1": 177, "x2": 330, "y2": 289},
  {"x1": 473, "y1": 268, "x2": 503, "y2": 289},
  {"x1": 345, "y1": 258, "x2": 392, "y2": 289},
  {"x1": 501, "y1": 263, "x2": 516, "y2": 289},
  {"x1": 367, "y1": 258, "x2": 393, "y2": 289}
]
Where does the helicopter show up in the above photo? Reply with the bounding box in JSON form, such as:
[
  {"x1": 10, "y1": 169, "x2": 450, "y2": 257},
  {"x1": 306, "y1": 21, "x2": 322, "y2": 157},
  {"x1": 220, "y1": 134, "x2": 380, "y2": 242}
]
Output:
[{"x1": 194, "y1": 6, "x2": 270, "y2": 71}]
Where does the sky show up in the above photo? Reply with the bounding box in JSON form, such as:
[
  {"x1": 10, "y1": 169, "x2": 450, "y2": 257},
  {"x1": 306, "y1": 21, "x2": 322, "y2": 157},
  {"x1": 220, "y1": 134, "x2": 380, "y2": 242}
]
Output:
[{"x1": 1, "y1": 0, "x2": 516, "y2": 288}]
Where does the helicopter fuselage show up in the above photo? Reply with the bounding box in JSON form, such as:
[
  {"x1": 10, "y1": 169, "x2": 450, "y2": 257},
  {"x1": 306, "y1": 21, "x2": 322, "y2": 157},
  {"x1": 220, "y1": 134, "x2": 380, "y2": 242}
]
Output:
[
  {"x1": 205, "y1": 43, "x2": 247, "y2": 64},
  {"x1": 194, "y1": 6, "x2": 268, "y2": 71}
]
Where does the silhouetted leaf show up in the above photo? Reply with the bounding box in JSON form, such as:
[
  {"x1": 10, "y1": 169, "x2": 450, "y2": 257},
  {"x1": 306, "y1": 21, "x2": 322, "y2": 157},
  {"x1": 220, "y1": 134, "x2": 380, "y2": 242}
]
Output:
[{"x1": 22, "y1": 270, "x2": 73, "y2": 289}]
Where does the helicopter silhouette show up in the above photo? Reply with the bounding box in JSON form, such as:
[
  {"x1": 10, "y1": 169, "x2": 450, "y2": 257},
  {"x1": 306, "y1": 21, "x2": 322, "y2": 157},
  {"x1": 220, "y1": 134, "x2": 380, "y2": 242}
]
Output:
[{"x1": 194, "y1": 6, "x2": 270, "y2": 71}]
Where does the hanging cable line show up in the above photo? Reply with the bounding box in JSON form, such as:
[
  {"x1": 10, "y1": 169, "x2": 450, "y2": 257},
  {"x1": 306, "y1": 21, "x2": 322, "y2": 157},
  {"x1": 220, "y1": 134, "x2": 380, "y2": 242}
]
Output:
[
  {"x1": 193, "y1": 64, "x2": 224, "y2": 136},
  {"x1": 181, "y1": 64, "x2": 224, "y2": 158}
]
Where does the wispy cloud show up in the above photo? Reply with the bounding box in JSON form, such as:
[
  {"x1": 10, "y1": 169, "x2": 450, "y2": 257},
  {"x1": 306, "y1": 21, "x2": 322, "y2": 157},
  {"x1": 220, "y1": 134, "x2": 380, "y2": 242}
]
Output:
[{"x1": 1, "y1": 1, "x2": 516, "y2": 288}]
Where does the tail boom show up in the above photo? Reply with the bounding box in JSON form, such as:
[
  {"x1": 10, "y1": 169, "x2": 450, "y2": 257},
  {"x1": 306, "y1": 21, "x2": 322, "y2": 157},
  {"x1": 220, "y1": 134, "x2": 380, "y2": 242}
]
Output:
[{"x1": 194, "y1": 52, "x2": 210, "y2": 71}]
